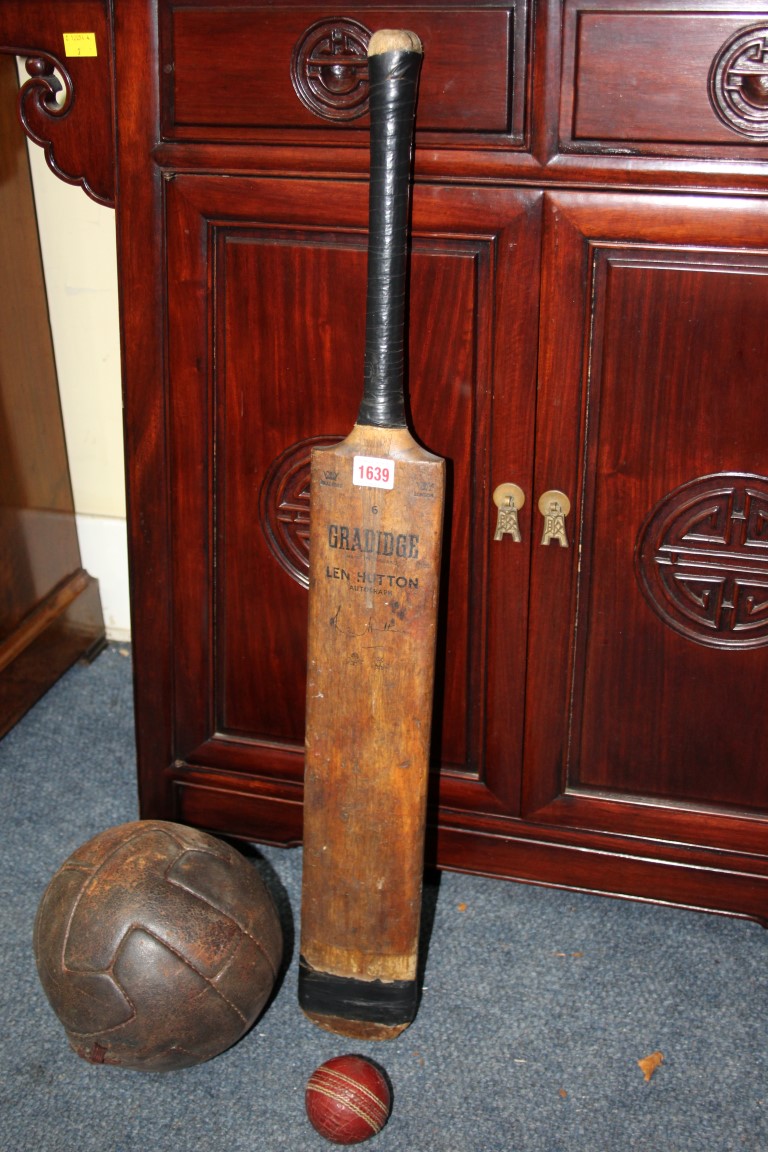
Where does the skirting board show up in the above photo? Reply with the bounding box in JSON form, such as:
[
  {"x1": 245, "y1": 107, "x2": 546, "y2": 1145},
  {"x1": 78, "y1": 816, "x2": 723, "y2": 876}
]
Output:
[{"x1": 75, "y1": 514, "x2": 131, "y2": 641}]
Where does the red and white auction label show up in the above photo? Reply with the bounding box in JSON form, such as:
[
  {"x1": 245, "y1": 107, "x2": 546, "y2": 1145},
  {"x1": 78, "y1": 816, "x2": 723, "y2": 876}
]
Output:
[{"x1": 352, "y1": 456, "x2": 395, "y2": 490}]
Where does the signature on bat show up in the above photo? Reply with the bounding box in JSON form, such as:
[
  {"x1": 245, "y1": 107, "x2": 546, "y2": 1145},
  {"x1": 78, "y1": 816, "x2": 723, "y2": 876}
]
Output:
[{"x1": 329, "y1": 605, "x2": 400, "y2": 638}]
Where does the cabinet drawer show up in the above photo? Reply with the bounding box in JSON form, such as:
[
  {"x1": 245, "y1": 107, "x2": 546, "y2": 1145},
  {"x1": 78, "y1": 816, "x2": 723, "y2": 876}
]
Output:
[
  {"x1": 160, "y1": 2, "x2": 526, "y2": 145},
  {"x1": 562, "y1": 3, "x2": 768, "y2": 153}
]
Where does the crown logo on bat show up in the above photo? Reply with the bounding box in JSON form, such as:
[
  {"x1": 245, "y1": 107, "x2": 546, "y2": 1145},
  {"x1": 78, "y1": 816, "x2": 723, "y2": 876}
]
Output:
[{"x1": 323, "y1": 470, "x2": 339, "y2": 482}]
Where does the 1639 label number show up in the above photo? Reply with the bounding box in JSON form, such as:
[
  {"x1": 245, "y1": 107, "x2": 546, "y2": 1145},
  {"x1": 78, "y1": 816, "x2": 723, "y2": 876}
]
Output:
[{"x1": 353, "y1": 455, "x2": 395, "y2": 490}]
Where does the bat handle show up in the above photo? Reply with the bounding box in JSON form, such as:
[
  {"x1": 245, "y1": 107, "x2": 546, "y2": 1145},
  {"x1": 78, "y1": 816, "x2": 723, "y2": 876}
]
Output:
[{"x1": 357, "y1": 30, "x2": 423, "y2": 429}]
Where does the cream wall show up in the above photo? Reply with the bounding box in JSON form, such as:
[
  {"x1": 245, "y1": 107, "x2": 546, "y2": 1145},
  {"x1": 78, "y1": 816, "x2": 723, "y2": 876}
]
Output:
[{"x1": 25, "y1": 135, "x2": 130, "y2": 639}]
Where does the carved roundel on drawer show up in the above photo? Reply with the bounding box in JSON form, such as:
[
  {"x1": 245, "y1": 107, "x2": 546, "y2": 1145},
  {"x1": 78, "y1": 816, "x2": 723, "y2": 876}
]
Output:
[
  {"x1": 635, "y1": 474, "x2": 768, "y2": 649},
  {"x1": 291, "y1": 19, "x2": 372, "y2": 121},
  {"x1": 709, "y1": 25, "x2": 768, "y2": 138},
  {"x1": 260, "y1": 435, "x2": 343, "y2": 587}
]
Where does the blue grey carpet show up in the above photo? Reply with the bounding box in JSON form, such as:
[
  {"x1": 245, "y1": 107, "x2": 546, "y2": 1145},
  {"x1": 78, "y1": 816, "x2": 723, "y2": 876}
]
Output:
[{"x1": 1, "y1": 645, "x2": 766, "y2": 1151}]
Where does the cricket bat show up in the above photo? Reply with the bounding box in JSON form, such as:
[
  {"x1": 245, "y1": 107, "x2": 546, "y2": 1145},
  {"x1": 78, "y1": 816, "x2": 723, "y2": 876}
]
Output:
[{"x1": 298, "y1": 28, "x2": 445, "y2": 1040}]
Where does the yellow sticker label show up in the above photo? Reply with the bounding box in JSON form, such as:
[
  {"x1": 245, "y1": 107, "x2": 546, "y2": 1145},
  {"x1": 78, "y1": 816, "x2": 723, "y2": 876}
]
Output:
[{"x1": 63, "y1": 33, "x2": 98, "y2": 58}]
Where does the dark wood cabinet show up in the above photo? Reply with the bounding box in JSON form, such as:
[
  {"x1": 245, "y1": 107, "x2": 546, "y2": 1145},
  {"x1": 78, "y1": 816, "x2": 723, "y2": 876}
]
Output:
[
  {"x1": 0, "y1": 51, "x2": 105, "y2": 735},
  {"x1": 6, "y1": 0, "x2": 768, "y2": 922}
]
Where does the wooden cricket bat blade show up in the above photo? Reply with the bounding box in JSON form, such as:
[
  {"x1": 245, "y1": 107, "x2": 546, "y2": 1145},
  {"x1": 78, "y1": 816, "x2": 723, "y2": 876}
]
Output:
[{"x1": 299, "y1": 428, "x2": 444, "y2": 1040}]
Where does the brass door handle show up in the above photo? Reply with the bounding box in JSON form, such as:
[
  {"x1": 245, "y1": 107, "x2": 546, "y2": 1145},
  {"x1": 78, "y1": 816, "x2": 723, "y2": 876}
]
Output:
[
  {"x1": 493, "y1": 483, "x2": 525, "y2": 542},
  {"x1": 538, "y1": 490, "x2": 570, "y2": 547}
]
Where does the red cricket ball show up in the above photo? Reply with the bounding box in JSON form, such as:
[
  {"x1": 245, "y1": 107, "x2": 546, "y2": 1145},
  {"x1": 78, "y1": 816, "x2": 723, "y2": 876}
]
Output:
[{"x1": 305, "y1": 1054, "x2": 392, "y2": 1144}]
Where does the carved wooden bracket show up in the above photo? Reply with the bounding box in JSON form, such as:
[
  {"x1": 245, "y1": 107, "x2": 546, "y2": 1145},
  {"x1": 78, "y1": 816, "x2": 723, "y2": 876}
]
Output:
[{"x1": 0, "y1": 43, "x2": 114, "y2": 206}]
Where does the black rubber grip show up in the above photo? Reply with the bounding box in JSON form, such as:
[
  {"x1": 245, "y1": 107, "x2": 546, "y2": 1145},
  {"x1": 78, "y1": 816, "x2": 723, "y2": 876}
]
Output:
[{"x1": 357, "y1": 47, "x2": 422, "y2": 428}]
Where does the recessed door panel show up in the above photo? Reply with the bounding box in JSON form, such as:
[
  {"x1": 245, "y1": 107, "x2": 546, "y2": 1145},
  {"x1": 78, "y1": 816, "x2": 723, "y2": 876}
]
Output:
[
  {"x1": 165, "y1": 176, "x2": 540, "y2": 818},
  {"x1": 526, "y1": 192, "x2": 768, "y2": 847}
]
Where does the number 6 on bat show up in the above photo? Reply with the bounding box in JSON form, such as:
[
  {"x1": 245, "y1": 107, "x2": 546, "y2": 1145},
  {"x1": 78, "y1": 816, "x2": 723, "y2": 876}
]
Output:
[{"x1": 299, "y1": 29, "x2": 444, "y2": 1039}]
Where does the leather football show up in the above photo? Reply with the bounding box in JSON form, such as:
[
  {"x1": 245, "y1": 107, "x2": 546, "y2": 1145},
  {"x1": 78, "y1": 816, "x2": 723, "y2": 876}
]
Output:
[{"x1": 33, "y1": 820, "x2": 283, "y2": 1071}]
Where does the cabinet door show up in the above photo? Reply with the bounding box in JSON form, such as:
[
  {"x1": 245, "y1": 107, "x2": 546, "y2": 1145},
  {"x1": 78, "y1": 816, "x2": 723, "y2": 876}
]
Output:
[
  {"x1": 163, "y1": 176, "x2": 540, "y2": 837},
  {"x1": 525, "y1": 192, "x2": 768, "y2": 854}
]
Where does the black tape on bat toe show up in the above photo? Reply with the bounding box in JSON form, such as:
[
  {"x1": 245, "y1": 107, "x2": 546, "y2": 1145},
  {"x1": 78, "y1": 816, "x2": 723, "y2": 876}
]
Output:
[{"x1": 299, "y1": 956, "x2": 419, "y2": 1025}]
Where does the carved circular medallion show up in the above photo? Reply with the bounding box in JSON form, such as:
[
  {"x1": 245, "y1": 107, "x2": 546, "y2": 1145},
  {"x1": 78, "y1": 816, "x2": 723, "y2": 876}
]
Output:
[
  {"x1": 291, "y1": 19, "x2": 372, "y2": 121},
  {"x1": 635, "y1": 474, "x2": 768, "y2": 649},
  {"x1": 709, "y1": 25, "x2": 768, "y2": 138},
  {"x1": 260, "y1": 436, "x2": 343, "y2": 587}
]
